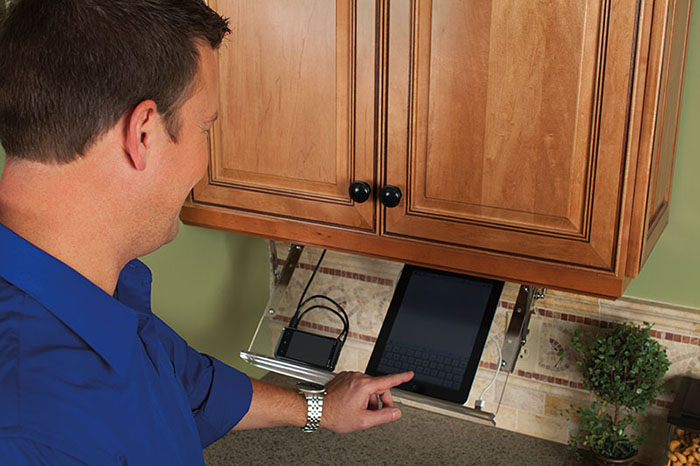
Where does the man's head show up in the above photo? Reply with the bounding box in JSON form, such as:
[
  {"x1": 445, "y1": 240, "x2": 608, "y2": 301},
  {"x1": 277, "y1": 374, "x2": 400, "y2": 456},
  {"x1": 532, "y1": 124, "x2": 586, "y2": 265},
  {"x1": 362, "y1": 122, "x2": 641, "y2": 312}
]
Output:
[
  {"x1": 0, "y1": 0, "x2": 229, "y2": 163},
  {"x1": 0, "y1": 0, "x2": 230, "y2": 271}
]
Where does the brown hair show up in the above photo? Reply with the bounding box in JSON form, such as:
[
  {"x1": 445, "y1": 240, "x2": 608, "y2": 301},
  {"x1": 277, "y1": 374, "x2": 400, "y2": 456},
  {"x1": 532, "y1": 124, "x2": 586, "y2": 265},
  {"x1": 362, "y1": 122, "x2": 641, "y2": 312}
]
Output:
[{"x1": 0, "y1": 0, "x2": 229, "y2": 163}]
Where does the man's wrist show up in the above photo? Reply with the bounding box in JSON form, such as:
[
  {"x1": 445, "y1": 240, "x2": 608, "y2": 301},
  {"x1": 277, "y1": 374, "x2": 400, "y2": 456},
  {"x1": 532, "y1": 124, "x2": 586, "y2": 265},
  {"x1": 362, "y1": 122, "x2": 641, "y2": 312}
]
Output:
[{"x1": 296, "y1": 382, "x2": 327, "y2": 432}]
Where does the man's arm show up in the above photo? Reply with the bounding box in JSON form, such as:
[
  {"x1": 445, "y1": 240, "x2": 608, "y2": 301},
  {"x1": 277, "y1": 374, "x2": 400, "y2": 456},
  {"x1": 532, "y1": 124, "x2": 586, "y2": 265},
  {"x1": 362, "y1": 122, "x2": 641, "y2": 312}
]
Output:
[{"x1": 234, "y1": 371, "x2": 414, "y2": 433}]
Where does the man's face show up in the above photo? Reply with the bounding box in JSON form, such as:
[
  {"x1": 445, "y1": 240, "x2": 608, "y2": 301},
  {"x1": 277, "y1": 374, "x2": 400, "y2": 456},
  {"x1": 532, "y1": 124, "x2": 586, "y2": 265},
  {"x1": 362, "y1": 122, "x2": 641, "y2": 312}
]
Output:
[{"x1": 144, "y1": 45, "x2": 219, "y2": 248}]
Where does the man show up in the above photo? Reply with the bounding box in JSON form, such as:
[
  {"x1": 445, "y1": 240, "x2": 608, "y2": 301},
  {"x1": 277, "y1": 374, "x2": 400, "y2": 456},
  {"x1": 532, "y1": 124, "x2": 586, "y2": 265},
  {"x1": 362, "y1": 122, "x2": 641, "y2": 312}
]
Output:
[{"x1": 0, "y1": 1, "x2": 413, "y2": 464}]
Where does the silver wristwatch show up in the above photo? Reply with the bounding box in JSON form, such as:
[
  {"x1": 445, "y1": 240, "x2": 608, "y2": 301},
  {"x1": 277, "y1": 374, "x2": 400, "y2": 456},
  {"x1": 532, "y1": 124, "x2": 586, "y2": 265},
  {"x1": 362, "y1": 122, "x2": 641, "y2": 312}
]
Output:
[{"x1": 297, "y1": 381, "x2": 327, "y2": 432}]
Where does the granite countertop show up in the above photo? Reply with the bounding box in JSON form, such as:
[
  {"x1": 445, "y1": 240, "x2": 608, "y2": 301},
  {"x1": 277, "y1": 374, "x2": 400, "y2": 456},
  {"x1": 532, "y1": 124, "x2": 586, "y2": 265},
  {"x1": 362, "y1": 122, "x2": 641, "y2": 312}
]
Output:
[{"x1": 203, "y1": 374, "x2": 592, "y2": 466}]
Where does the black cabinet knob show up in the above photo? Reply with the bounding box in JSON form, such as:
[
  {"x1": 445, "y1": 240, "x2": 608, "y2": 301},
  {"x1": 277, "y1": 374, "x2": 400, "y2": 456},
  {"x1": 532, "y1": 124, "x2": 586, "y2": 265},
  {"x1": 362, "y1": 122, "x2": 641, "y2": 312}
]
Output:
[
  {"x1": 349, "y1": 181, "x2": 371, "y2": 203},
  {"x1": 380, "y1": 185, "x2": 402, "y2": 208}
]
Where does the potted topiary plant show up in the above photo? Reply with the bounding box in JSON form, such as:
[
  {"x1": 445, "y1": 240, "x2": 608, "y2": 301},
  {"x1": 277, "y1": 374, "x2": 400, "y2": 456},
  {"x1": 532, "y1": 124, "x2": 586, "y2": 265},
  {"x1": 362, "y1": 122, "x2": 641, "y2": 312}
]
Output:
[{"x1": 568, "y1": 321, "x2": 671, "y2": 465}]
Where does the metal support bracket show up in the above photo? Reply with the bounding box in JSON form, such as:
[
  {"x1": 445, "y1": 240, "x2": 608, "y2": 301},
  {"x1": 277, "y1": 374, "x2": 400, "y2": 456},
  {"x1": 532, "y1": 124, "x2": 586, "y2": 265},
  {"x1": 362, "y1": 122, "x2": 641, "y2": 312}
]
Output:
[
  {"x1": 500, "y1": 285, "x2": 546, "y2": 373},
  {"x1": 247, "y1": 244, "x2": 303, "y2": 352},
  {"x1": 269, "y1": 241, "x2": 280, "y2": 285}
]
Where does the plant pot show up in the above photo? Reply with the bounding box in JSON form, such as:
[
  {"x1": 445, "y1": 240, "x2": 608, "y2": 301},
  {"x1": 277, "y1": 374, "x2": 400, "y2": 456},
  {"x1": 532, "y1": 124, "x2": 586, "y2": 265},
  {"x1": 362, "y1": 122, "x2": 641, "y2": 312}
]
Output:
[{"x1": 591, "y1": 450, "x2": 639, "y2": 466}]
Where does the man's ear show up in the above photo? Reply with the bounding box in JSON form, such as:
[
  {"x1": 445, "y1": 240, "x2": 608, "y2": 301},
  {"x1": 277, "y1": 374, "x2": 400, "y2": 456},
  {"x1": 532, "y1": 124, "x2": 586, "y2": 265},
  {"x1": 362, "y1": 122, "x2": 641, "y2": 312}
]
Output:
[{"x1": 125, "y1": 100, "x2": 159, "y2": 171}]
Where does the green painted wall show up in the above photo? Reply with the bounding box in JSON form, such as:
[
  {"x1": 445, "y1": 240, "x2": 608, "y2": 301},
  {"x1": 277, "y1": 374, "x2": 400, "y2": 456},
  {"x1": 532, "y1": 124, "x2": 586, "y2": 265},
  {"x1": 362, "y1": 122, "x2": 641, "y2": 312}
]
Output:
[
  {"x1": 623, "y1": 5, "x2": 700, "y2": 307},
  {"x1": 0, "y1": 7, "x2": 699, "y2": 371},
  {"x1": 140, "y1": 228, "x2": 269, "y2": 375}
]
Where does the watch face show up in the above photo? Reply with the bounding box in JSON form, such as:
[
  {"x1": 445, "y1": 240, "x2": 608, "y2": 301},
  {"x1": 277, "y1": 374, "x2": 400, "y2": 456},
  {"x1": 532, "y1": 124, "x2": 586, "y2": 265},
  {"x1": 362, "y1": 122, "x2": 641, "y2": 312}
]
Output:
[{"x1": 297, "y1": 381, "x2": 326, "y2": 394}]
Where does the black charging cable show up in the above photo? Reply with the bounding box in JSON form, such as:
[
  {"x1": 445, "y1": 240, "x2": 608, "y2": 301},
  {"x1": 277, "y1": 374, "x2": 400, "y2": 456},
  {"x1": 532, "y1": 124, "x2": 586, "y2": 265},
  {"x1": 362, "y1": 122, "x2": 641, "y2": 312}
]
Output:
[{"x1": 288, "y1": 250, "x2": 349, "y2": 343}]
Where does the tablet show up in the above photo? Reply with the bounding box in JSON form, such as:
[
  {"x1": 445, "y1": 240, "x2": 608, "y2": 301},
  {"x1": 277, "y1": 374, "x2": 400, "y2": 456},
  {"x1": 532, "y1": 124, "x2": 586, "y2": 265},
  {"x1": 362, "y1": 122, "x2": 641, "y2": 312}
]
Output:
[{"x1": 365, "y1": 265, "x2": 503, "y2": 404}]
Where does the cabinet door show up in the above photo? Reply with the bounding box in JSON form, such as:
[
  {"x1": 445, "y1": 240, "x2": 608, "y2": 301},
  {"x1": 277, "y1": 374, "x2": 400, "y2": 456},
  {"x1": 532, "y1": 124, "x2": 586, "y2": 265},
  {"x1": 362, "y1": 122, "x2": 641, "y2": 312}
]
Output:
[
  {"x1": 194, "y1": 0, "x2": 377, "y2": 231},
  {"x1": 384, "y1": 0, "x2": 640, "y2": 271}
]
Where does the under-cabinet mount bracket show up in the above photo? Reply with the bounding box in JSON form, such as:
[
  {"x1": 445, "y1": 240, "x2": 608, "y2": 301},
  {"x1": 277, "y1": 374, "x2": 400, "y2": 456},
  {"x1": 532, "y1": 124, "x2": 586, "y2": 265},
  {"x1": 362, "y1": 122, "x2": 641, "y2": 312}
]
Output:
[
  {"x1": 247, "y1": 244, "x2": 303, "y2": 352},
  {"x1": 500, "y1": 284, "x2": 546, "y2": 373}
]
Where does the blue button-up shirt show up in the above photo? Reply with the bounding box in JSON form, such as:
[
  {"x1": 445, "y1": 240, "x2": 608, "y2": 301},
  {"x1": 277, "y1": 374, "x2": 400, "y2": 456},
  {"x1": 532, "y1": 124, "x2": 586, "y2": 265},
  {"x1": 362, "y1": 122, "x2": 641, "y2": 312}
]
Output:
[{"x1": 0, "y1": 223, "x2": 252, "y2": 465}]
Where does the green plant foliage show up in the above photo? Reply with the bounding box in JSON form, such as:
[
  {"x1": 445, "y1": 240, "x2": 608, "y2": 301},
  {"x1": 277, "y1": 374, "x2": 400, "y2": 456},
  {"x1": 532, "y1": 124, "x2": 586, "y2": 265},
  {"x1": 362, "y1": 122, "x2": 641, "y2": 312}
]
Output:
[
  {"x1": 572, "y1": 322, "x2": 670, "y2": 411},
  {"x1": 569, "y1": 404, "x2": 641, "y2": 459},
  {"x1": 568, "y1": 322, "x2": 671, "y2": 460}
]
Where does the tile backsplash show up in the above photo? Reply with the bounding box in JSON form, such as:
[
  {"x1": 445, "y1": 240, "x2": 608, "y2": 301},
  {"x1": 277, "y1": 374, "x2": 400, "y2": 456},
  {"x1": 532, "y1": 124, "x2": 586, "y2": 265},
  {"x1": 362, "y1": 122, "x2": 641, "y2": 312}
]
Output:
[{"x1": 264, "y1": 243, "x2": 700, "y2": 466}]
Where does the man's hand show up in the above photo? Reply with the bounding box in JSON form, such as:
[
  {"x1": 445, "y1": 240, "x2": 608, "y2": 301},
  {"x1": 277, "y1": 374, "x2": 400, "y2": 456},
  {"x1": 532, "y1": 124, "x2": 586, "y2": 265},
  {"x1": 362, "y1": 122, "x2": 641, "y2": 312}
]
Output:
[
  {"x1": 233, "y1": 371, "x2": 413, "y2": 432},
  {"x1": 320, "y1": 371, "x2": 414, "y2": 434}
]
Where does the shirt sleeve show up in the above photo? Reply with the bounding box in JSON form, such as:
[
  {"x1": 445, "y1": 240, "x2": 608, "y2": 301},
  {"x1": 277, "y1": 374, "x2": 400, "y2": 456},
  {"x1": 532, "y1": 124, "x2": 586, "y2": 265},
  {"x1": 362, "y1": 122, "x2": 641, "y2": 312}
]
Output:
[
  {"x1": 152, "y1": 315, "x2": 253, "y2": 448},
  {"x1": 0, "y1": 437, "x2": 89, "y2": 465}
]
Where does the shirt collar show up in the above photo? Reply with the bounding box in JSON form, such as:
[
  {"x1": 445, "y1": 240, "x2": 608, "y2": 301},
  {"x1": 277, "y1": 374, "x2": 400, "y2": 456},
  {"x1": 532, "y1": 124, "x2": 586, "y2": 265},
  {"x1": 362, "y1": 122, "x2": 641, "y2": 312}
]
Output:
[{"x1": 0, "y1": 222, "x2": 147, "y2": 376}]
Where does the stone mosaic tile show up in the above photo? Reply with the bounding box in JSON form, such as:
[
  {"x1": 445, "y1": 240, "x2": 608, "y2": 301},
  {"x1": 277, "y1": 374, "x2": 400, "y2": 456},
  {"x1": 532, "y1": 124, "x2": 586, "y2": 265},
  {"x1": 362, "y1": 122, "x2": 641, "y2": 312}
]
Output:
[
  {"x1": 492, "y1": 405, "x2": 518, "y2": 431},
  {"x1": 544, "y1": 394, "x2": 589, "y2": 419},
  {"x1": 517, "y1": 411, "x2": 569, "y2": 444},
  {"x1": 537, "y1": 319, "x2": 576, "y2": 375},
  {"x1": 499, "y1": 383, "x2": 546, "y2": 415},
  {"x1": 599, "y1": 297, "x2": 700, "y2": 335},
  {"x1": 334, "y1": 338, "x2": 374, "y2": 373},
  {"x1": 273, "y1": 243, "x2": 403, "y2": 283}
]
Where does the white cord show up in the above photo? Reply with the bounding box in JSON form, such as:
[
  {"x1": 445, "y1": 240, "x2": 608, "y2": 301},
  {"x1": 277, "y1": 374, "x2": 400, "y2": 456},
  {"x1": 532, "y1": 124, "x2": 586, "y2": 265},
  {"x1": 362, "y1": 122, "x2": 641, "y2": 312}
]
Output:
[{"x1": 475, "y1": 335, "x2": 502, "y2": 410}]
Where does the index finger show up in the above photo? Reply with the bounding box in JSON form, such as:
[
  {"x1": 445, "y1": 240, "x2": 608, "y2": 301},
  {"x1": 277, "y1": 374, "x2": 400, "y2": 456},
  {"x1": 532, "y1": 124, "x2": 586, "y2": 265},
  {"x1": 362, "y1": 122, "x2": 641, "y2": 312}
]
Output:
[{"x1": 370, "y1": 371, "x2": 414, "y2": 391}]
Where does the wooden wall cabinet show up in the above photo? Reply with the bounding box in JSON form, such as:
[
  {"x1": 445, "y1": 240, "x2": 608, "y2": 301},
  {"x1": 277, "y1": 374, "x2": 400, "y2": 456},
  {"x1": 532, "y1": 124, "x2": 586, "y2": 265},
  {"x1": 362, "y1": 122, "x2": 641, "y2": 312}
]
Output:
[{"x1": 182, "y1": 0, "x2": 694, "y2": 299}]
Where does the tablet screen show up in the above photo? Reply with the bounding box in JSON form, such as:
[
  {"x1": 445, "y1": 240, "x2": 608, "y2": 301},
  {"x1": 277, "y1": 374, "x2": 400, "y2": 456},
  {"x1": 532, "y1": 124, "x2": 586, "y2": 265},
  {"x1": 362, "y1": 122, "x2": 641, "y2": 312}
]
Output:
[{"x1": 365, "y1": 265, "x2": 503, "y2": 404}]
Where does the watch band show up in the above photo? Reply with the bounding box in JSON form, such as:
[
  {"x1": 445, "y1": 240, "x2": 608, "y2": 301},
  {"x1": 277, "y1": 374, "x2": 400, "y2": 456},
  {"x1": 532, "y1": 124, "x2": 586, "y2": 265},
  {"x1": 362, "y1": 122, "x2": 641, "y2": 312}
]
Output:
[
  {"x1": 302, "y1": 391, "x2": 324, "y2": 432},
  {"x1": 297, "y1": 382, "x2": 326, "y2": 432}
]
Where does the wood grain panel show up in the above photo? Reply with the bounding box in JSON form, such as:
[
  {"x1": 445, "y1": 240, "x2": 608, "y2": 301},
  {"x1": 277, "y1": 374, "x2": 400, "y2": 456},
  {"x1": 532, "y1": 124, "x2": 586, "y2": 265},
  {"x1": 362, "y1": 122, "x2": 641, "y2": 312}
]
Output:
[
  {"x1": 407, "y1": 0, "x2": 599, "y2": 232},
  {"x1": 195, "y1": 0, "x2": 376, "y2": 230},
  {"x1": 385, "y1": 0, "x2": 638, "y2": 270},
  {"x1": 625, "y1": 0, "x2": 692, "y2": 277},
  {"x1": 420, "y1": 1, "x2": 491, "y2": 205},
  {"x1": 641, "y1": 0, "x2": 692, "y2": 265},
  {"x1": 481, "y1": 0, "x2": 591, "y2": 228},
  {"x1": 650, "y1": 0, "x2": 686, "y2": 218},
  {"x1": 216, "y1": 0, "x2": 338, "y2": 185}
]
